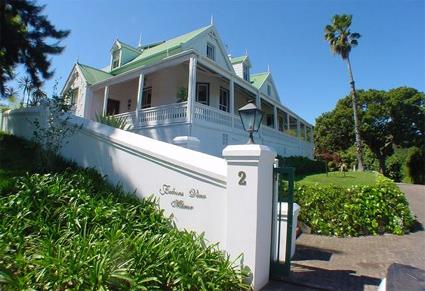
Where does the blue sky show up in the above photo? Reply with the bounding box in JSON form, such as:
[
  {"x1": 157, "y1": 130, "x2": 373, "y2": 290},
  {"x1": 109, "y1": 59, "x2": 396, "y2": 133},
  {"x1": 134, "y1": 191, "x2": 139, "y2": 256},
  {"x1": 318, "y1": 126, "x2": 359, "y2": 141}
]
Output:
[{"x1": 13, "y1": 0, "x2": 425, "y2": 124}]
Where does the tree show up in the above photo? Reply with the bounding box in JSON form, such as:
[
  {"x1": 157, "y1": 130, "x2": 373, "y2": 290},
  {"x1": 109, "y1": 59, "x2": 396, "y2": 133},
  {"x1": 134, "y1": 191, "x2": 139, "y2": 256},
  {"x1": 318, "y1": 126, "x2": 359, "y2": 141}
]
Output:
[
  {"x1": 0, "y1": 0, "x2": 70, "y2": 96},
  {"x1": 314, "y1": 87, "x2": 425, "y2": 175},
  {"x1": 325, "y1": 14, "x2": 365, "y2": 171},
  {"x1": 17, "y1": 75, "x2": 33, "y2": 106}
]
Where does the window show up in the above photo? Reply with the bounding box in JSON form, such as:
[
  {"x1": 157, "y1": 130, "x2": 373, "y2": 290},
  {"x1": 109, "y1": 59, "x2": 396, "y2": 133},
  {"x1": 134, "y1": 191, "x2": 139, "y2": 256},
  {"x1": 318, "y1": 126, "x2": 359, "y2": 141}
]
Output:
[
  {"x1": 243, "y1": 64, "x2": 249, "y2": 81},
  {"x1": 112, "y1": 50, "x2": 120, "y2": 69},
  {"x1": 267, "y1": 84, "x2": 271, "y2": 96},
  {"x1": 206, "y1": 43, "x2": 215, "y2": 60},
  {"x1": 142, "y1": 87, "x2": 152, "y2": 109},
  {"x1": 106, "y1": 99, "x2": 120, "y2": 115},
  {"x1": 68, "y1": 87, "x2": 79, "y2": 105},
  {"x1": 196, "y1": 83, "x2": 209, "y2": 105},
  {"x1": 219, "y1": 87, "x2": 229, "y2": 112}
]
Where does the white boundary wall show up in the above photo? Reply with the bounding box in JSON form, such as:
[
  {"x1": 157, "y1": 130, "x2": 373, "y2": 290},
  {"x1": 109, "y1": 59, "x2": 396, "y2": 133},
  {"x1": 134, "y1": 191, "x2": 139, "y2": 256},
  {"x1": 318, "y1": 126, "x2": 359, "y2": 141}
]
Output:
[{"x1": 1, "y1": 107, "x2": 276, "y2": 291}]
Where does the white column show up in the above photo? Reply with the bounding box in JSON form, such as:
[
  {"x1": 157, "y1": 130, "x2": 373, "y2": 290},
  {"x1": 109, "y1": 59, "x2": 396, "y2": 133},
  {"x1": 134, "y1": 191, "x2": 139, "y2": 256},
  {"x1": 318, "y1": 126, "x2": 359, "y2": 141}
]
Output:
[
  {"x1": 229, "y1": 79, "x2": 235, "y2": 128},
  {"x1": 223, "y1": 144, "x2": 276, "y2": 291},
  {"x1": 287, "y1": 113, "x2": 290, "y2": 131},
  {"x1": 273, "y1": 106, "x2": 278, "y2": 130},
  {"x1": 187, "y1": 56, "x2": 197, "y2": 123},
  {"x1": 102, "y1": 86, "x2": 109, "y2": 116},
  {"x1": 135, "y1": 73, "x2": 144, "y2": 123},
  {"x1": 81, "y1": 86, "x2": 92, "y2": 118}
]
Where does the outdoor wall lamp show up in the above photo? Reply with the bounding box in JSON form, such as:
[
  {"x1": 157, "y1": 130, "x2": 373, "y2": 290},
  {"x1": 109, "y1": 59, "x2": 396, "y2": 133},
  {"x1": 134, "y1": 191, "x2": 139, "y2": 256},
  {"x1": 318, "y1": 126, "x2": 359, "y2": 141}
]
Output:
[{"x1": 238, "y1": 100, "x2": 263, "y2": 144}]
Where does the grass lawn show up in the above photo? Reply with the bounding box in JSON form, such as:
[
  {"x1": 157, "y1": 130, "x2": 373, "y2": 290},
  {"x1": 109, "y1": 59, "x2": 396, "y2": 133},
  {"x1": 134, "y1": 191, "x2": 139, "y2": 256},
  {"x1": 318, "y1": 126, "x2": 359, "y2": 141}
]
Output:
[{"x1": 296, "y1": 171, "x2": 378, "y2": 187}]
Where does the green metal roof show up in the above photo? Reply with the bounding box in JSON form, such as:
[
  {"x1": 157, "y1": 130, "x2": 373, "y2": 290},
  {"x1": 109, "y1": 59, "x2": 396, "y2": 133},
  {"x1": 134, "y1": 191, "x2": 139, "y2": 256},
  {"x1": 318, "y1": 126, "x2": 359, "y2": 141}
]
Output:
[
  {"x1": 110, "y1": 25, "x2": 212, "y2": 76},
  {"x1": 116, "y1": 40, "x2": 141, "y2": 54},
  {"x1": 77, "y1": 63, "x2": 113, "y2": 85},
  {"x1": 250, "y1": 72, "x2": 270, "y2": 89},
  {"x1": 230, "y1": 55, "x2": 248, "y2": 64}
]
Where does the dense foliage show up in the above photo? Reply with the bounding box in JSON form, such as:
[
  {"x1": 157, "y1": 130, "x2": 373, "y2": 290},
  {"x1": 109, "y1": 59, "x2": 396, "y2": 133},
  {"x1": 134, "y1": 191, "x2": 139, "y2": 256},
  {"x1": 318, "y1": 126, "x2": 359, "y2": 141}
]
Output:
[
  {"x1": 406, "y1": 147, "x2": 425, "y2": 184},
  {"x1": 0, "y1": 133, "x2": 248, "y2": 290},
  {"x1": 0, "y1": 0, "x2": 69, "y2": 95},
  {"x1": 315, "y1": 87, "x2": 425, "y2": 178},
  {"x1": 295, "y1": 175, "x2": 414, "y2": 237},
  {"x1": 278, "y1": 155, "x2": 325, "y2": 175}
]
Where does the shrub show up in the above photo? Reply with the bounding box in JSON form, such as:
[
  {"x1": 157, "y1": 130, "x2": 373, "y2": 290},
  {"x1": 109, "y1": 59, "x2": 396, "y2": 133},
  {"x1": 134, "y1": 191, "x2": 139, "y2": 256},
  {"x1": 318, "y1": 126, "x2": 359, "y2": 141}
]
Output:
[
  {"x1": 0, "y1": 170, "x2": 248, "y2": 290},
  {"x1": 294, "y1": 175, "x2": 414, "y2": 237},
  {"x1": 279, "y1": 155, "x2": 324, "y2": 175},
  {"x1": 385, "y1": 148, "x2": 408, "y2": 182},
  {"x1": 406, "y1": 147, "x2": 425, "y2": 184},
  {"x1": 96, "y1": 114, "x2": 130, "y2": 130}
]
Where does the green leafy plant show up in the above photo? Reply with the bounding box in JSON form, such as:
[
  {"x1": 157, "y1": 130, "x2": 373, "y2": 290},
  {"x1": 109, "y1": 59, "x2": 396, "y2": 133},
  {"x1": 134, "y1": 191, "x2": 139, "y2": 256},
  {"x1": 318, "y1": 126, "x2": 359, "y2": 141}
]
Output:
[
  {"x1": 406, "y1": 146, "x2": 425, "y2": 184},
  {"x1": 294, "y1": 174, "x2": 414, "y2": 236},
  {"x1": 96, "y1": 113, "x2": 130, "y2": 130},
  {"x1": 31, "y1": 87, "x2": 81, "y2": 170},
  {"x1": 176, "y1": 86, "x2": 188, "y2": 103},
  {"x1": 0, "y1": 133, "x2": 249, "y2": 290}
]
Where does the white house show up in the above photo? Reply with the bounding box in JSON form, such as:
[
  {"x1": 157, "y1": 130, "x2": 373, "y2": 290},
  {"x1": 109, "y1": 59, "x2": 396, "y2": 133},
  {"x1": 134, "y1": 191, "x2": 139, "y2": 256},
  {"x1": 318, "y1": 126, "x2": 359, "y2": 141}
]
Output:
[{"x1": 62, "y1": 24, "x2": 314, "y2": 158}]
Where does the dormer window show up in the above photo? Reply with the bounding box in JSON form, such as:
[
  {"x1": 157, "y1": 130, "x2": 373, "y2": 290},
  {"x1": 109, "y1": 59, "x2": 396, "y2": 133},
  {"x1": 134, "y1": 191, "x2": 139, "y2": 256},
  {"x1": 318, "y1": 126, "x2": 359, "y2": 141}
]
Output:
[
  {"x1": 267, "y1": 84, "x2": 271, "y2": 96},
  {"x1": 206, "y1": 43, "x2": 215, "y2": 61},
  {"x1": 112, "y1": 50, "x2": 120, "y2": 69},
  {"x1": 243, "y1": 63, "x2": 249, "y2": 81}
]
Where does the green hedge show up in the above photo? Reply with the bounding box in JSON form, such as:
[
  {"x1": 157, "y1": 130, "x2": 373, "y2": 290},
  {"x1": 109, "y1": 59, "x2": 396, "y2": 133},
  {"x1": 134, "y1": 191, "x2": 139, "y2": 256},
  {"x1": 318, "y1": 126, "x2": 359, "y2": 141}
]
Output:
[
  {"x1": 278, "y1": 155, "x2": 325, "y2": 175},
  {"x1": 295, "y1": 175, "x2": 414, "y2": 237},
  {"x1": 0, "y1": 170, "x2": 248, "y2": 290}
]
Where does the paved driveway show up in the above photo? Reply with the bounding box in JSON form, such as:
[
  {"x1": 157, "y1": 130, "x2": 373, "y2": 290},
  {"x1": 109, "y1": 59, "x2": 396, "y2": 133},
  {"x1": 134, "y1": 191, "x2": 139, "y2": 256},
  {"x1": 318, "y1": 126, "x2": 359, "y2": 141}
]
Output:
[{"x1": 263, "y1": 184, "x2": 425, "y2": 291}]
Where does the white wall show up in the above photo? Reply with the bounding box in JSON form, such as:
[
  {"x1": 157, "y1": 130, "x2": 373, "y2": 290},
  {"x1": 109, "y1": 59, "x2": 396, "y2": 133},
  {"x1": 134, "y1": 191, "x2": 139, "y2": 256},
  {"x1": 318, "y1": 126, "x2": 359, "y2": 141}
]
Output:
[{"x1": 2, "y1": 107, "x2": 277, "y2": 290}]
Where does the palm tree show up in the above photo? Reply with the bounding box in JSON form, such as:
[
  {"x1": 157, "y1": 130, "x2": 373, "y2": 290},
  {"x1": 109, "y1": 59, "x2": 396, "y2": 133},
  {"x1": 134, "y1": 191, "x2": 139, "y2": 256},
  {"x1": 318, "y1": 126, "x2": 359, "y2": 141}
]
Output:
[
  {"x1": 325, "y1": 14, "x2": 365, "y2": 171},
  {"x1": 17, "y1": 76, "x2": 34, "y2": 107},
  {"x1": 30, "y1": 87, "x2": 47, "y2": 106}
]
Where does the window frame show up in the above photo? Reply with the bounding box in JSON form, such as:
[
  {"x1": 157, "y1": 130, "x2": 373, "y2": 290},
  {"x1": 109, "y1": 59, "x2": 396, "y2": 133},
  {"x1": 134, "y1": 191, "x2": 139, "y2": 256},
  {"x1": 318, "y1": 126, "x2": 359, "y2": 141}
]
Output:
[
  {"x1": 111, "y1": 49, "x2": 120, "y2": 69},
  {"x1": 206, "y1": 43, "x2": 215, "y2": 61},
  {"x1": 196, "y1": 83, "x2": 210, "y2": 105},
  {"x1": 219, "y1": 87, "x2": 230, "y2": 112},
  {"x1": 142, "y1": 87, "x2": 152, "y2": 109}
]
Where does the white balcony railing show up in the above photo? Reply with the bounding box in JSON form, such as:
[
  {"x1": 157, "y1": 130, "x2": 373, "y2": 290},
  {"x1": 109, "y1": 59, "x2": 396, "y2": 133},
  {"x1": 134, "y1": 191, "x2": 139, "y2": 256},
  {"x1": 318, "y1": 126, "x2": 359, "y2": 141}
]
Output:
[
  {"x1": 112, "y1": 101, "x2": 310, "y2": 147},
  {"x1": 114, "y1": 102, "x2": 188, "y2": 129},
  {"x1": 193, "y1": 102, "x2": 233, "y2": 128}
]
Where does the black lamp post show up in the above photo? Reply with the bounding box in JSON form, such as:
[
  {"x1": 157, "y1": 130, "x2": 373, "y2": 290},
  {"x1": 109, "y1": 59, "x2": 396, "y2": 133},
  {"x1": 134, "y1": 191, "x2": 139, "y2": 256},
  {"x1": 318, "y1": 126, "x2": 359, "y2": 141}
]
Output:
[{"x1": 238, "y1": 100, "x2": 263, "y2": 144}]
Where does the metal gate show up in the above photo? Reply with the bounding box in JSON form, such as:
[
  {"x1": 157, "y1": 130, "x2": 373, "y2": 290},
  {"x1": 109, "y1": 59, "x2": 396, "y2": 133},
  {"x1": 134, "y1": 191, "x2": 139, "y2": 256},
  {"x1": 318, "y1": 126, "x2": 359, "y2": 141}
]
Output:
[{"x1": 270, "y1": 166, "x2": 295, "y2": 279}]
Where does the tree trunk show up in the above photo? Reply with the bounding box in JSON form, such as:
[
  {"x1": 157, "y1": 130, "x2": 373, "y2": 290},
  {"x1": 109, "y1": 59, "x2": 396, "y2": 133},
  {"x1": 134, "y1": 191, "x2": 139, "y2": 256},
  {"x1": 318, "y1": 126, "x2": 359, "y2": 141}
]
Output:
[
  {"x1": 377, "y1": 154, "x2": 386, "y2": 176},
  {"x1": 346, "y1": 56, "x2": 365, "y2": 171}
]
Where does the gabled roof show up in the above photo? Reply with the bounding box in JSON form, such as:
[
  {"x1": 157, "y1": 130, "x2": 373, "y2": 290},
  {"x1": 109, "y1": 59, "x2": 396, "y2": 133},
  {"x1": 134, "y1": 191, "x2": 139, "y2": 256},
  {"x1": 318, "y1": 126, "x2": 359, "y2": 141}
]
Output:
[
  {"x1": 250, "y1": 72, "x2": 270, "y2": 89},
  {"x1": 114, "y1": 40, "x2": 142, "y2": 54},
  {"x1": 110, "y1": 25, "x2": 212, "y2": 75},
  {"x1": 230, "y1": 55, "x2": 248, "y2": 64},
  {"x1": 77, "y1": 63, "x2": 113, "y2": 85}
]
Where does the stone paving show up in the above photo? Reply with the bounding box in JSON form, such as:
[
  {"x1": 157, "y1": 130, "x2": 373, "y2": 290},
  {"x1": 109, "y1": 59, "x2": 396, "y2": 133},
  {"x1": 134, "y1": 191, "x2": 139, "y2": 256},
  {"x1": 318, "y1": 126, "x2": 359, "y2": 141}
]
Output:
[{"x1": 263, "y1": 183, "x2": 425, "y2": 291}]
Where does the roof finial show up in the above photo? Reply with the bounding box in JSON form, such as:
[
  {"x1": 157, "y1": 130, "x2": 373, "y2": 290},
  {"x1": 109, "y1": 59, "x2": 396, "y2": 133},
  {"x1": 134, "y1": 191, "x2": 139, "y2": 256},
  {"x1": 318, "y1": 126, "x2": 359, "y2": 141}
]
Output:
[
  {"x1": 138, "y1": 33, "x2": 142, "y2": 48},
  {"x1": 267, "y1": 64, "x2": 271, "y2": 72},
  {"x1": 210, "y1": 14, "x2": 214, "y2": 25}
]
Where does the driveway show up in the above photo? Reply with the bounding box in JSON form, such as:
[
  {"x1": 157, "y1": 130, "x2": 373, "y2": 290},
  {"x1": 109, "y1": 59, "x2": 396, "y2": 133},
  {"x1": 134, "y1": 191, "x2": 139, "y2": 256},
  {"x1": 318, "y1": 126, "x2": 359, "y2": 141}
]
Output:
[{"x1": 263, "y1": 183, "x2": 425, "y2": 291}]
